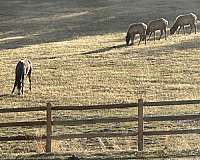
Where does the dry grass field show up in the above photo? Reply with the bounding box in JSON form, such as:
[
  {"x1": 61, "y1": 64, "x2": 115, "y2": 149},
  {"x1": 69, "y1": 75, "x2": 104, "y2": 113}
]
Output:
[{"x1": 0, "y1": 0, "x2": 200, "y2": 159}]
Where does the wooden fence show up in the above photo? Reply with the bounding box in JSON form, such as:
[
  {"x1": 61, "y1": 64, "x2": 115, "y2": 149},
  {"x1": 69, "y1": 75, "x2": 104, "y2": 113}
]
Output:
[{"x1": 0, "y1": 99, "x2": 200, "y2": 152}]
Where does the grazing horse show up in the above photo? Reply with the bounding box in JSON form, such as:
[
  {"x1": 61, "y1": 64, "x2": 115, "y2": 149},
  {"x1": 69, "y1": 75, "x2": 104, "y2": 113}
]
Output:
[
  {"x1": 126, "y1": 23, "x2": 147, "y2": 46},
  {"x1": 11, "y1": 59, "x2": 32, "y2": 95},
  {"x1": 170, "y1": 13, "x2": 197, "y2": 35},
  {"x1": 146, "y1": 18, "x2": 168, "y2": 41}
]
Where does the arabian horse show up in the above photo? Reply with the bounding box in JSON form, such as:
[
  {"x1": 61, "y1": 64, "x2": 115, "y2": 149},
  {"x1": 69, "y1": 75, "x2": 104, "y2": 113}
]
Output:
[{"x1": 11, "y1": 59, "x2": 32, "y2": 95}]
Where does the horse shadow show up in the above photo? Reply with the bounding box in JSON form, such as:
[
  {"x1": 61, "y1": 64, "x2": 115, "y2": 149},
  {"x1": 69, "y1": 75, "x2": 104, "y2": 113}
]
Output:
[{"x1": 81, "y1": 44, "x2": 127, "y2": 55}]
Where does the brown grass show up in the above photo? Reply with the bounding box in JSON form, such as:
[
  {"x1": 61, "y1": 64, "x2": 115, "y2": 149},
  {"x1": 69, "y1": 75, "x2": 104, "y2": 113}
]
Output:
[{"x1": 0, "y1": 32, "x2": 200, "y2": 158}]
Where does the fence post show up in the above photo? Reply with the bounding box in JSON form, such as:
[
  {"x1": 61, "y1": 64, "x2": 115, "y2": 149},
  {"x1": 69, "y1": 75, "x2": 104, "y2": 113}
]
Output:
[
  {"x1": 138, "y1": 98, "x2": 144, "y2": 151},
  {"x1": 46, "y1": 102, "x2": 52, "y2": 152}
]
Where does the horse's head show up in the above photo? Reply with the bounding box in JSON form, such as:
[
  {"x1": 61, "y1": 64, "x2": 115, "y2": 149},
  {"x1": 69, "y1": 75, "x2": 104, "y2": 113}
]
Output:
[
  {"x1": 170, "y1": 24, "x2": 178, "y2": 35},
  {"x1": 17, "y1": 81, "x2": 23, "y2": 95},
  {"x1": 170, "y1": 27, "x2": 175, "y2": 35},
  {"x1": 146, "y1": 27, "x2": 150, "y2": 35},
  {"x1": 126, "y1": 33, "x2": 131, "y2": 46}
]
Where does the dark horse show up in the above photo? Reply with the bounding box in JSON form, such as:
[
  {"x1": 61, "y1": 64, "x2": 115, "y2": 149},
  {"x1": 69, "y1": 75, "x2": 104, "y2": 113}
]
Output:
[{"x1": 11, "y1": 59, "x2": 32, "y2": 95}]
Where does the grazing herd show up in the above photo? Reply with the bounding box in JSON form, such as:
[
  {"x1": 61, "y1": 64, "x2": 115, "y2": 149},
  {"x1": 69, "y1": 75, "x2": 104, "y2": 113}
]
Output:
[
  {"x1": 126, "y1": 13, "x2": 198, "y2": 46},
  {"x1": 11, "y1": 13, "x2": 198, "y2": 95}
]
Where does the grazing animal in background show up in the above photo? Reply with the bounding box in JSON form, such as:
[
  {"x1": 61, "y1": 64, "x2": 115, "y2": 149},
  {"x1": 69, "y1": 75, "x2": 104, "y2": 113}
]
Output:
[
  {"x1": 146, "y1": 18, "x2": 168, "y2": 41},
  {"x1": 125, "y1": 23, "x2": 147, "y2": 46},
  {"x1": 170, "y1": 13, "x2": 197, "y2": 35},
  {"x1": 11, "y1": 59, "x2": 32, "y2": 95}
]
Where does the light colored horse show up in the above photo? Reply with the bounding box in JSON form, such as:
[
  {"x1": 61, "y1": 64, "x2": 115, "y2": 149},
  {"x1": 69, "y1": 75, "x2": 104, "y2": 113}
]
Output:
[{"x1": 170, "y1": 13, "x2": 197, "y2": 35}]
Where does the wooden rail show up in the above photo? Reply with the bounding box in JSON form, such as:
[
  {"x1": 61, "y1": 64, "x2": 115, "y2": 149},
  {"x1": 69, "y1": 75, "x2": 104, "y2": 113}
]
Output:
[
  {"x1": 144, "y1": 100, "x2": 200, "y2": 107},
  {"x1": 0, "y1": 106, "x2": 46, "y2": 113},
  {"x1": 0, "y1": 135, "x2": 46, "y2": 141},
  {"x1": 0, "y1": 99, "x2": 200, "y2": 153},
  {"x1": 0, "y1": 121, "x2": 46, "y2": 127},
  {"x1": 51, "y1": 102, "x2": 138, "y2": 110}
]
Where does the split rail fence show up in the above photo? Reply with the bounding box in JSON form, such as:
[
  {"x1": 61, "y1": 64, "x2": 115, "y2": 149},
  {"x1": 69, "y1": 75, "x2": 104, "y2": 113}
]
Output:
[{"x1": 0, "y1": 99, "x2": 200, "y2": 152}]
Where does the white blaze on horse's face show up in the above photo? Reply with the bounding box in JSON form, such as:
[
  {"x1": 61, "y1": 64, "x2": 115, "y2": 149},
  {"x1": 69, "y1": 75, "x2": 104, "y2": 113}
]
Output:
[{"x1": 17, "y1": 82, "x2": 22, "y2": 95}]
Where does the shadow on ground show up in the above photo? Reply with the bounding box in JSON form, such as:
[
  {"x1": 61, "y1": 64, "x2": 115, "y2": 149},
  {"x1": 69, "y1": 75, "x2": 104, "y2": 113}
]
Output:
[
  {"x1": 11, "y1": 150, "x2": 200, "y2": 160},
  {"x1": 141, "y1": 34, "x2": 200, "y2": 58},
  {"x1": 81, "y1": 44, "x2": 127, "y2": 55}
]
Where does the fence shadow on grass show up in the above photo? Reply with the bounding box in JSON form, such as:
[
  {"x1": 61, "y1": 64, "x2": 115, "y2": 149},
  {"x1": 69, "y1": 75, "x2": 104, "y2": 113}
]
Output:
[
  {"x1": 14, "y1": 150, "x2": 200, "y2": 160},
  {"x1": 0, "y1": 93, "x2": 16, "y2": 98}
]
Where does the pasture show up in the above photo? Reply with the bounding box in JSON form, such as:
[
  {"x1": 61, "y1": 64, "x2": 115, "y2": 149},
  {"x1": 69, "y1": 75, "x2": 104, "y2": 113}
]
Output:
[{"x1": 0, "y1": 0, "x2": 200, "y2": 159}]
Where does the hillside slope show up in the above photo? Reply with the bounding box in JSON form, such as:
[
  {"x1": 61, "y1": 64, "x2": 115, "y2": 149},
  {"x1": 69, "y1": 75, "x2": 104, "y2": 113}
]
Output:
[{"x1": 0, "y1": 31, "x2": 200, "y2": 158}]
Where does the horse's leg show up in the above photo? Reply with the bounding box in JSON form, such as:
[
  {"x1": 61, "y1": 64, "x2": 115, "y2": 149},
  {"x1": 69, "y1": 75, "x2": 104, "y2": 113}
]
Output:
[
  {"x1": 138, "y1": 34, "x2": 142, "y2": 45},
  {"x1": 188, "y1": 24, "x2": 192, "y2": 34},
  {"x1": 164, "y1": 28, "x2": 167, "y2": 40},
  {"x1": 153, "y1": 32, "x2": 156, "y2": 41},
  {"x1": 130, "y1": 34, "x2": 133, "y2": 45},
  {"x1": 159, "y1": 30, "x2": 163, "y2": 40},
  {"x1": 21, "y1": 74, "x2": 25, "y2": 95},
  {"x1": 144, "y1": 34, "x2": 146, "y2": 45},
  {"x1": 190, "y1": 23, "x2": 196, "y2": 34},
  {"x1": 148, "y1": 32, "x2": 152, "y2": 41},
  {"x1": 131, "y1": 34, "x2": 135, "y2": 45},
  {"x1": 183, "y1": 26, "x2": 186, "y2": 34},
  {"x1": 11, "y1": 80, "x2": 17, "y2": 94},
  {"x1": 28, "y1": 75, "x2": 32, "y2": 92},
  {"x1": 194, "y1": 24, "x2": 197, "y2": 34},
  {"x1": 28, "y1": 67, "x2": 32, "y2": 92},
  {"x1": 177, "y1": 26, "x2": 182, "y2": 34}
]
